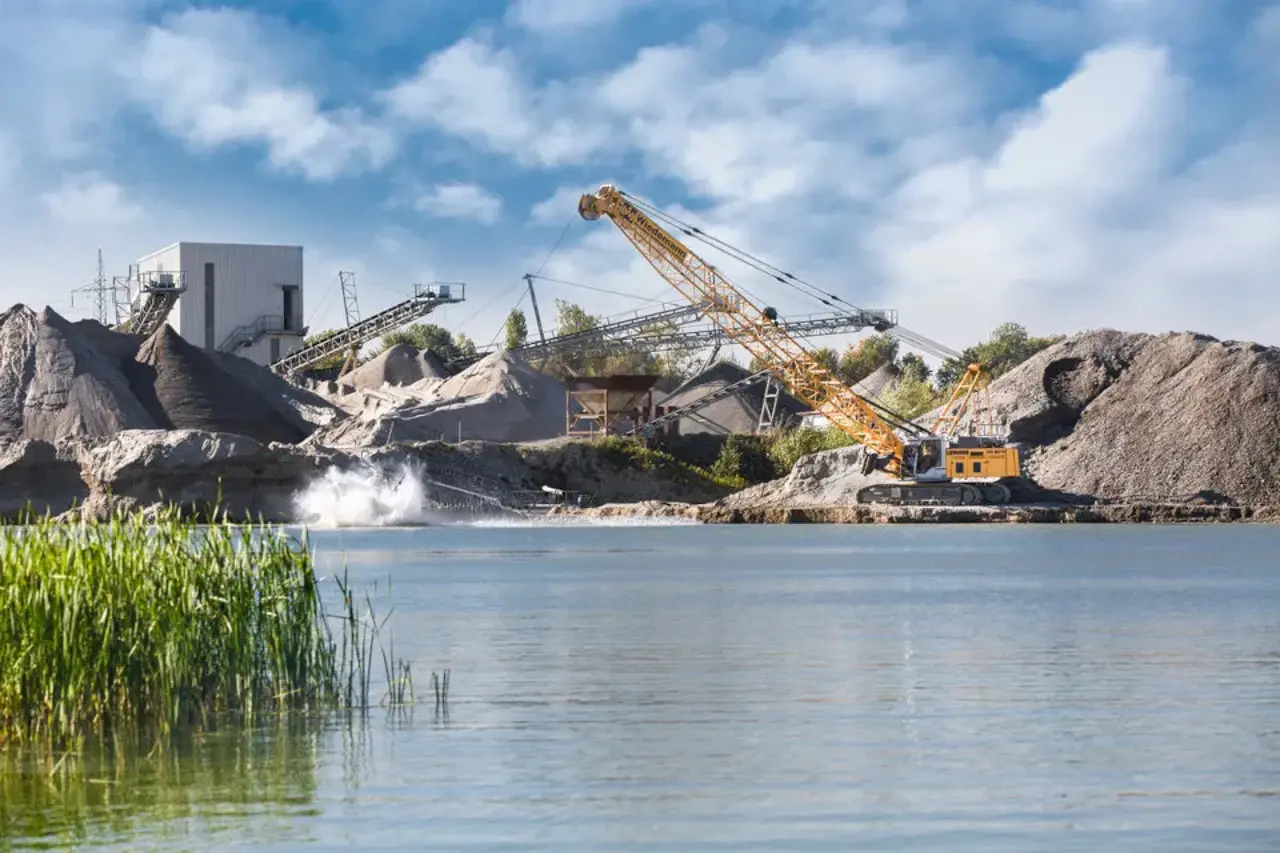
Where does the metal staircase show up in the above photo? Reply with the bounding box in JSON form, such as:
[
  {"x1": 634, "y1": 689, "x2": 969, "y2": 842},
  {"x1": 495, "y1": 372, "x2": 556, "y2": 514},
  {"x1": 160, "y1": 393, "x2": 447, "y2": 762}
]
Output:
[
  {"x1": 220, "y1": 314, "x2": 296, "y2": 352},
  {"x1": 115, "y1": 271, "x2": 187, "y2": 337},
  {"x1": 269, "y1": 282, "x2": 465, "y2": 376}
]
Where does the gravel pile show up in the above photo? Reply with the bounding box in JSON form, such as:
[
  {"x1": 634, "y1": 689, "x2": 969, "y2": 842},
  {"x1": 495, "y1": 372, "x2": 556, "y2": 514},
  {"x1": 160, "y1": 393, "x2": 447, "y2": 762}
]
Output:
[
  {"x1": 739, "y1": 329, "x2": 1280, "y2": 507},
  {"x1": 340, "y1": 343, "x2": 450, "y2": 393},
  {"x1": 312, "y1": 349, "x2": 567, "y2": 447},
  {"x1": 0, "y1": 304, "x2": 340, "y2": 445},
  {"x1": 131, "y1": 326, "x2": 308, "y2": 444},
  {"x1": 717, "y1": 446, "x2": 891, "y2": 508},
  {"x1": 987, "y1": 330, "x2": 1280, "y2": 504}
]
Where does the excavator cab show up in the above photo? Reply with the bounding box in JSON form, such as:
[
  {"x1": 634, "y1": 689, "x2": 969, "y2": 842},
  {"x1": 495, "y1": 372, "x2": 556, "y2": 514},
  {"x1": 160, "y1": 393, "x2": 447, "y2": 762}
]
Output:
[{"x1": 902, "y1": 437, "x2": 946, "y2": 481}]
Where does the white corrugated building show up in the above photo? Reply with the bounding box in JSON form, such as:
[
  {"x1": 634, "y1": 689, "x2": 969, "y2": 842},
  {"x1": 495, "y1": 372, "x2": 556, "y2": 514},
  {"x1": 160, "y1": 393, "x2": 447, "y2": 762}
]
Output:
[{"x1": 135, "y1": 241, "x2": 307, "y2": 367}]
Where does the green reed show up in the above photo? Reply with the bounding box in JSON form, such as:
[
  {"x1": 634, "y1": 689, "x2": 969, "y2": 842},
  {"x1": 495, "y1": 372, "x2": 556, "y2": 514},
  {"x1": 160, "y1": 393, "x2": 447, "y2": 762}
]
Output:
[{"x1": 0, "y1": 505, "x2": 426, "y2": 748}]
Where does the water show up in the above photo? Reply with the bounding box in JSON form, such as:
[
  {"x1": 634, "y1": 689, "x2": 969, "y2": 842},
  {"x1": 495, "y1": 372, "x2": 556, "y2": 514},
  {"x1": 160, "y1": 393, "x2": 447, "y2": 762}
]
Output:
[{"x1": 4, "y1": 523, "x2": 1280, "y2": 851}]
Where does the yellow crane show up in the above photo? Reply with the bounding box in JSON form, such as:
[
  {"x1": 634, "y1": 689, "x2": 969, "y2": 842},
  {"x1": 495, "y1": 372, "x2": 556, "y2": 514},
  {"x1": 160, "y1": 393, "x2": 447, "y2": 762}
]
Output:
[{"x1": 577, "y1": 183, "x2": 1025, "y2": 506}]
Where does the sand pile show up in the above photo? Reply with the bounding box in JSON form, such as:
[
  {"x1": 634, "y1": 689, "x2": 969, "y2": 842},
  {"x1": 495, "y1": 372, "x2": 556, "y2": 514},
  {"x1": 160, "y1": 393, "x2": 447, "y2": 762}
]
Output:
[
  {"x1": 1, "y1": 306, "x2": 154, "y2": 442},
  {"x1": 130, "y1": 326, "x2": 308, "y2": 444},
  {"x1": 719, "y1": 446, "x2": 890, "y2": 508},
  {"x1": 977, "y1": 330, "x2": 1280, "y2": 504},
  {"x1": 311, "y1": 349, "x2": 567, "y2": 447},
  {"x1": 0, "y1": 304, "x2": 340, "y2": 445},
  {"x1": 735, "y1": 329, "x2": 1280, "y2": 508},
  {"x1": 340, "y1": 343, "x2": 450, "y2": 393}
]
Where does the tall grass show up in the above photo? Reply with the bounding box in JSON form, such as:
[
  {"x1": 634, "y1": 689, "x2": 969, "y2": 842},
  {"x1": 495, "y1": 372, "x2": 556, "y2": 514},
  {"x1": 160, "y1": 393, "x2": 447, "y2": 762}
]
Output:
[{"x1": 0, "y1": 506, "x2": 434, "y2": 748}]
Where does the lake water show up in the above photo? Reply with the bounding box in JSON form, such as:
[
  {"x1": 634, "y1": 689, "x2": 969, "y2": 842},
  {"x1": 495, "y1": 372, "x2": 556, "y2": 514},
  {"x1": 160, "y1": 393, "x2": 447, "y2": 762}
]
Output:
[{"x1": 4, "y1": 522, "x2": 1279, "y2": 851}]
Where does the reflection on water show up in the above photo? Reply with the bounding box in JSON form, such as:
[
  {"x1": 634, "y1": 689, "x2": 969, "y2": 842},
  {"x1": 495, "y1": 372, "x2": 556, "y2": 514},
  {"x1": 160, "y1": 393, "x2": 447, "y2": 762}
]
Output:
[
  {"x1": 1, "y1": 717, "x2": 331, "y2": 849},
  {"x1": 2, "y1": 525, "x2": 1279, "y2": 851}
]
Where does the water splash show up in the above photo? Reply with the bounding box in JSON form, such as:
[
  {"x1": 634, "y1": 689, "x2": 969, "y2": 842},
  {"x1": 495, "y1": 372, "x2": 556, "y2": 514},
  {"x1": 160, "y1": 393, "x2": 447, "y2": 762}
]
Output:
[
  {"x1": 292, "y1": 461, "x2": 703, "y2": 529},
  {"x1": 292, "y1": 462, "x2": 437, "y2": 528}
]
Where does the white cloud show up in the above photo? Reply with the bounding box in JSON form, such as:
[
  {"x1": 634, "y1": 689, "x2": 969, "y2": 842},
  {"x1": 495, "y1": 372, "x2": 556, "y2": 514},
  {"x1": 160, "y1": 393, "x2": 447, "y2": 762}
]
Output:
[
  {"x1": 41, "y1": 171, "x2": 142, "y2": 225},
  {"x1": 380, "y1": 37, "x2": 610, "y2": 167},
  {"x1": 440, "y1": 22, "x2": 1280, "y2": 349},
  {"x1": 121, "y1": 9, "x2": 394, "y2": 180},
  {"x1": 414, "y1": 182, "x2": 504, "y2": 224},
  {"x1": 983, "y1": 42, "x2": 1180, "y2": 199},
  {"x1": 505, "y1": 0, "x2": 648, "y2": 33}
]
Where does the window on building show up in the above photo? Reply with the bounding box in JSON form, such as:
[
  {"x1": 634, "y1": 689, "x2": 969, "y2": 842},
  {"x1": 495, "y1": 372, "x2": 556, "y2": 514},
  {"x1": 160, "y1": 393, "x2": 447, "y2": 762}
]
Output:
[
  {"x1": 204, "y1": 262, "x2": 215, "y2": 349},
  {"x1": 270, "y1": 337, "x2": 281, "y2": 363}
]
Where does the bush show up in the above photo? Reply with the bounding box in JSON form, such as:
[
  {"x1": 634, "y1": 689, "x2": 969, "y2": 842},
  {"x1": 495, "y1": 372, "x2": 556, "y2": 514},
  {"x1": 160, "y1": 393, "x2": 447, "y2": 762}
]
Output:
[{"x1": 764, "y1": 427, "x2": 857, "y2": 475}]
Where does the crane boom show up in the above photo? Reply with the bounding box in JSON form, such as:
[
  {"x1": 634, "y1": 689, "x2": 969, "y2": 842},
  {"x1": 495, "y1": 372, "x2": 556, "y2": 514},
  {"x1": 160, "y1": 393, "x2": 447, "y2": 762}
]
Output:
[
  {"x1": 579, "y1": 183, "x2": 1030, "y2": 507},
  {"x1": 579, "y1": 184, "x2": 906, "y2": 469}
]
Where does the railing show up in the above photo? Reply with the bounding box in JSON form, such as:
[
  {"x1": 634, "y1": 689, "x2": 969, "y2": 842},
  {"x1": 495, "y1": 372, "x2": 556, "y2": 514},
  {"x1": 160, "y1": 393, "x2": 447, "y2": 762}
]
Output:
[{"x1": 219, "y1": 314, "x2": 302, "y2": 352}]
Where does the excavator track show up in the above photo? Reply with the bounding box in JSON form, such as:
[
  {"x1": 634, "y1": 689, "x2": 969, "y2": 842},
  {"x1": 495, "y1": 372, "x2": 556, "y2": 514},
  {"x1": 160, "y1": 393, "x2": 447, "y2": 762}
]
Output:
[{"x1": 855, "y1": 479, "x2": 1019, "y2": 506}]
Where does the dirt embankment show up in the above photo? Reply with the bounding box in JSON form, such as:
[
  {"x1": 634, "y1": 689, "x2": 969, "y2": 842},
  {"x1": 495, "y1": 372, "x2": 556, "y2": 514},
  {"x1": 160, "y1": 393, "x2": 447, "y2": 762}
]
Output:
[{"x1": 0, "y1": 430, "x2": 738, "y2": 523}]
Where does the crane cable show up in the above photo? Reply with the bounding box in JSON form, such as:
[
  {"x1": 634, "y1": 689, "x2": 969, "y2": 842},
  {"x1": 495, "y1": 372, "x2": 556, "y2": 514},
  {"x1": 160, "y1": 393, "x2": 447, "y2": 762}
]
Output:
[
  {"x1": 613, "y1": 189, "x2": 940, "y2": 436},
  {"x1": 617, "y1": 189, "x2": 963, "y2": 362}
]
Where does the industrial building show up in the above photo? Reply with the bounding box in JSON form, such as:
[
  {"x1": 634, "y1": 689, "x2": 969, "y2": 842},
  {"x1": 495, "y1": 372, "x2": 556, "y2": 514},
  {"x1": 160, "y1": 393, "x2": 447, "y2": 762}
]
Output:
[{"x1": 135, "y1": 242, "x2": 307, "y2": 367}]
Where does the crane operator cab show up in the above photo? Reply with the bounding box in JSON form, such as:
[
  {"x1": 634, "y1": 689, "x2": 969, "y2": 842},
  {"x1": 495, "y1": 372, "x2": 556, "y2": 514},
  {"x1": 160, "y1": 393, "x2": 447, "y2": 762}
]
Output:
[{"x1": 901, "y1": 438, "x2": 946, "y2": 480}]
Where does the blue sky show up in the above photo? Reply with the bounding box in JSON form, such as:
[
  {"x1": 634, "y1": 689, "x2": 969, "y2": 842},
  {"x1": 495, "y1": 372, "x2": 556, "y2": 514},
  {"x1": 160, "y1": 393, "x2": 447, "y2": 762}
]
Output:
[{"x1": 1, "y1": 0, "x2": 1277, "y2": 356}]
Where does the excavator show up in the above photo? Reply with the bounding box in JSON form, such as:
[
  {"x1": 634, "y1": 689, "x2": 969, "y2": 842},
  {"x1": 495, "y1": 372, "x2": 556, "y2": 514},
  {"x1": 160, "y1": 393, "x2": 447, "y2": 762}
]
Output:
[{"x1": 577, "y1": 183, "x2": 1027, "y2": 506}]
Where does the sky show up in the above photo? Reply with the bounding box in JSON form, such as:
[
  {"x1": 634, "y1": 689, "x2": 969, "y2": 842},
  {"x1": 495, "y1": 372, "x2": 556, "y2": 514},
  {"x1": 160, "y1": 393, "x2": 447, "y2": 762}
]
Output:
[{"x1": 1, "y1": 0, "x2": 1277, "y2": 358}]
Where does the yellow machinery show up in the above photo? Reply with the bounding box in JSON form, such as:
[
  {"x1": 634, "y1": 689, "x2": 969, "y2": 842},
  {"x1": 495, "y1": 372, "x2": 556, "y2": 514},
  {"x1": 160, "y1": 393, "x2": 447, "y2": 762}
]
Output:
[{"x1": 578, "y1": 183, "x2": 1025, "y2": 506}]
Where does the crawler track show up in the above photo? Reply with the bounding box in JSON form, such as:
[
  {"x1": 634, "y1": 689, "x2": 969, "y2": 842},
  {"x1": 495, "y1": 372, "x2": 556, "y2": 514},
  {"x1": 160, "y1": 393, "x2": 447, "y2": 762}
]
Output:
[{"x1": 855, "y1": 479, "x2": 1021, "y2": 506}]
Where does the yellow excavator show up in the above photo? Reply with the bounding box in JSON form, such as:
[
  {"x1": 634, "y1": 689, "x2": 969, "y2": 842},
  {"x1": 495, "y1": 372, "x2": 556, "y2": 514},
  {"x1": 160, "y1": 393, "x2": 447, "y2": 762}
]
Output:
[{"x1": 578, "y1": 183, "x2": 1026, "y2": 506}]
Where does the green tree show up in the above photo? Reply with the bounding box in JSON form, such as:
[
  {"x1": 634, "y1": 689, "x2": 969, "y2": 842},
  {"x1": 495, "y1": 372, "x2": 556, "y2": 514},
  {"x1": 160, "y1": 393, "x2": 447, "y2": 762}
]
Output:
[
  {"x1": 540, "y1": 299, "x2": 694, "y2": 381},
  {"x1": 934, "y1": 322, "x2": 1063, "y2": 388},
  {"x1": 880, "y1": 374, "x2": 943, "y2": 420},
  {"x1": 504, "y1": 308, "x2": 529, "y2": 350},
  {"x1": 898, "y1": 352, "x2": 930, "y2": 384},
  {"x1": 381, "y1": 322, "x2": 468, "y2": 362},
  {"x1": 837, "y1": 333, "x2": 900, "y2": 385},
  {"x1": 454, "y1": 332, "x2": 478, "y2": 359}
]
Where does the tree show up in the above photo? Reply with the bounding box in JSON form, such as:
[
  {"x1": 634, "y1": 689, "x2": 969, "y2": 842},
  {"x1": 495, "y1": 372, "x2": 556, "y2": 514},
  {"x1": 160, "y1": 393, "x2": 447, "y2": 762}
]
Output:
[
  {"x1": 899, "y1": 352, "x2": 930, "y2": 384},
  {"x1": 812, "y1": 346, "x2": 839, "y2": 376},
  {"x1": 381, "y1": 322, "x2": 469, "y2": 362},
  {"x1": 880, "y1": 374, "x2": 943, "y2": 420},
  {"x1": 539, "y1": 299, "x2": 695, "y2": 381},
  {"x1": 454, "y1": 332, "x2": 477, "y2": 359},
  {"x1": 934, "y1": 322, "x2": 1063, "y2": 388},
  {"x1": 504, "y1": 308, "x2": 529, "y2": 350},
  {"x1": 837, "y1": 333, "x2": 899, "y2": 385}
]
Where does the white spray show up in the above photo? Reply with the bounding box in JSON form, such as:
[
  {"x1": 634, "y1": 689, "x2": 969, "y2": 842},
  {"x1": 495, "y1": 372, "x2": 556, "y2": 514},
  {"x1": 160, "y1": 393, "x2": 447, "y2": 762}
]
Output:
[{"x1": 292, "y1": 462, "x2": 436, "y2": 528}]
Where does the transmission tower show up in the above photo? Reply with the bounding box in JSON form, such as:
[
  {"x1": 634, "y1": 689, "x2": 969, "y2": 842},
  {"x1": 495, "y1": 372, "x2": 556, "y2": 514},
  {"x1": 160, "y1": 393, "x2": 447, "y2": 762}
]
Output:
[
  {"x1": 70, "y1": 248, "x2": 114, "y2": 324},
  {"x1": 338, "y1": 270, "x2": 361, "y2": 376}
]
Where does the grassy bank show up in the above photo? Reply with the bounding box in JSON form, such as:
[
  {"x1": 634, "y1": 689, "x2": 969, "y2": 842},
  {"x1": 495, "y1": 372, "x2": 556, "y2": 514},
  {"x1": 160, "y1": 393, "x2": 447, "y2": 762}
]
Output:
[{"x1": 0, "y1": 508, "x2": 418, "y2": 748}]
